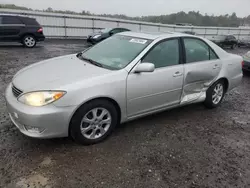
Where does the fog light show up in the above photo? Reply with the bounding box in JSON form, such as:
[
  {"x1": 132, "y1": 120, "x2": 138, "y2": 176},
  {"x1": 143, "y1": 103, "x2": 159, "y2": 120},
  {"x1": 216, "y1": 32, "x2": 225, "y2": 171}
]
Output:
[{"x1": 24, "y1": 125, "x2": 45, "y2": 133}]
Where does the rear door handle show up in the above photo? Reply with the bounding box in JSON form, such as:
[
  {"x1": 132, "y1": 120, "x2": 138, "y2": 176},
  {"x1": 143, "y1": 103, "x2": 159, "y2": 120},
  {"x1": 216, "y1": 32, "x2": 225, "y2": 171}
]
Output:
[{"x1": 173, "y1": 71, "x2": 183, "y2": 77}]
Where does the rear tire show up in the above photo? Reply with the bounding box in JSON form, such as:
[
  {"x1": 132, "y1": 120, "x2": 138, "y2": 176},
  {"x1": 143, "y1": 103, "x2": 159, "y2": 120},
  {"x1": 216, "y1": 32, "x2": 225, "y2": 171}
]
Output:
[
  {"x1": 22, "y1": 35, "x2": 36, "y2": 48},
  {"x1": 204, "y1": 80, "x2": 225, "y2": 109},
  {"x1": 69, "y1": 99, "x2": 118, "y2": 145}
]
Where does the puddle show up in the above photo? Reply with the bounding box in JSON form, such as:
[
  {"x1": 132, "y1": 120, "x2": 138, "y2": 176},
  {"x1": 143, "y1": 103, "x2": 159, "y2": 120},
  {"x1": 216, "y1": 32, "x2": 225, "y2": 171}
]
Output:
[{"x1": 16, "y1": 174, "x2": 51, "y2": 188}]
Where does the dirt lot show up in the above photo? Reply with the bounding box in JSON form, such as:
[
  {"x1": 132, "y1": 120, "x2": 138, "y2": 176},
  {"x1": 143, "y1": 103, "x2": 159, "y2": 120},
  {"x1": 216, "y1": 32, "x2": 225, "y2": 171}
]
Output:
[{"x1": 0, "y1": 40, "x2": 250, "y2": 188}]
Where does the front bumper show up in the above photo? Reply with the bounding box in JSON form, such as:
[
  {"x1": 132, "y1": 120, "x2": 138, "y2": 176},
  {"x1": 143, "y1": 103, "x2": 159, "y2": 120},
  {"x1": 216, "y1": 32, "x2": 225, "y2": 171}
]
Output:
[
  {"x1": 5, "y1": 84, "x2": 76, "y2": 139},
  {"x1": 87, "y1": 36, "x2": 100, "y2": 44}
]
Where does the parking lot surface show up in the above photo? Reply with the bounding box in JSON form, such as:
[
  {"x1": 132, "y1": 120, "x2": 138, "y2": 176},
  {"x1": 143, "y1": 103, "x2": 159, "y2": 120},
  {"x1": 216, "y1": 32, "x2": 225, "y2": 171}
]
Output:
[{"x1": 1, "y1": 41, "x2": 250, "y2": 188}]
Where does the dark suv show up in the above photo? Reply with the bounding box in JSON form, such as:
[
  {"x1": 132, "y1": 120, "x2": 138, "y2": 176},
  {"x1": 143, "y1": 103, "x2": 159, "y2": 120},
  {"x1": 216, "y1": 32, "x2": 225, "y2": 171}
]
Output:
[{"x1": 0, "y1": 15, "x2": 45, "y2": 48}]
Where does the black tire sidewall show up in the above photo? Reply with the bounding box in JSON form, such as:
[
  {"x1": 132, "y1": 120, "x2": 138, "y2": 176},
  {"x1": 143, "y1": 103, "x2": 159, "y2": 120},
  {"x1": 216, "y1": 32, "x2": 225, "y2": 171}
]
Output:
[
  {"x1": 231, "y1": 44, "x2": 237, "y2": 49},
  {"x1": 22, "y1": 35, "x2": 36, "y2": 48},
  {"x1": 70, "y1": 100, "x2": 118, "y2": 145},
  {"x1": 204, "y1": 80, "x2": 225, "y2": 109}
]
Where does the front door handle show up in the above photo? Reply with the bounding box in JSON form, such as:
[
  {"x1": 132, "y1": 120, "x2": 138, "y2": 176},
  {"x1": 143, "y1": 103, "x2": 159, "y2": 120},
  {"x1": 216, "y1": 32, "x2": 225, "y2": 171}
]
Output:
[
  {"x1": 173, "y1": 71, "x2": 183, "y2": 77},
  {"x1": 213, "y1": 64, "x2": 219, "y2": 69}
]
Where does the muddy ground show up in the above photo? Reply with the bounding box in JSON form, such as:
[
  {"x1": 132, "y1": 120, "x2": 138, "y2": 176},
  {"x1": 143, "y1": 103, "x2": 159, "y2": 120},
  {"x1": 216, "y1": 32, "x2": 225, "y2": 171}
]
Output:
[{"x1": 0, "y1": 40, "x2": 250, "y2": 188}]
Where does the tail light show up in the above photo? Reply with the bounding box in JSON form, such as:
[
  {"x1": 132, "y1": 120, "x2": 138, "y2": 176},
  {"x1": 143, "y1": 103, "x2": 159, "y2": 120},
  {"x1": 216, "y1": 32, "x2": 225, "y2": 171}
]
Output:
[
  {"x1": 242, "y1": 61, "x2": 244, "y2": 67},
  {"x1": 37, "y1": 28, "x2": 43, "y2": 33}
]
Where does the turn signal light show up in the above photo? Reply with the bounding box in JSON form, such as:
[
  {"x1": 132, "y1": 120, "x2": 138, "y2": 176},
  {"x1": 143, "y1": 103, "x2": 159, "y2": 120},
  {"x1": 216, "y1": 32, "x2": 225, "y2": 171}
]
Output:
[{"x1": 53, "y1": 92, "x2": 64, "y2": 100}]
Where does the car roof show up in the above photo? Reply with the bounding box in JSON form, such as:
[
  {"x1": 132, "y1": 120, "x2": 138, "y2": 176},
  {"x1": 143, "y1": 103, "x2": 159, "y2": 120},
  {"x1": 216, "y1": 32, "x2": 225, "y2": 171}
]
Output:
[
  {"x1": 118, "y1": 31, "x2": 192, "y2": 40},
  {"x1": 0, "y1": 15, "x2": 35, "y2": 20}
]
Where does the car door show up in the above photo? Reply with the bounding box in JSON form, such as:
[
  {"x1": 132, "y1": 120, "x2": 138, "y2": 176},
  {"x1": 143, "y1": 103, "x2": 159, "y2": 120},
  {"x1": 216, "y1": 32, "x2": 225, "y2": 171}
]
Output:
[
  {"x1": 0, "y1": 16, "x2": 24, "y2": 42},
  {"x1": 181, "y1": 37, "x2": 222, "y2": 104},
  {"x1": 127, "y1": 38, "x2": 184, "y2": 117}
]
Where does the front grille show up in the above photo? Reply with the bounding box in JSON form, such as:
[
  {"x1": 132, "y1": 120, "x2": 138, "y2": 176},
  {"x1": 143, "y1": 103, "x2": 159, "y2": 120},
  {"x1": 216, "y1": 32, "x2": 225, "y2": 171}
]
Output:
[{"x1": 12, "y1": 85, "x2": 23, "y2": 98}]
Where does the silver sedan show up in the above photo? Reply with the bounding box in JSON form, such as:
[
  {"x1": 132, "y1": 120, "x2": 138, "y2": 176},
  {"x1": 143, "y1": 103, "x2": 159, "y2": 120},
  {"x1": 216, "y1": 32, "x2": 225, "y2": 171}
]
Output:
[{"x1": 5, "y1": 32, "x2": 243, "y2": 145}]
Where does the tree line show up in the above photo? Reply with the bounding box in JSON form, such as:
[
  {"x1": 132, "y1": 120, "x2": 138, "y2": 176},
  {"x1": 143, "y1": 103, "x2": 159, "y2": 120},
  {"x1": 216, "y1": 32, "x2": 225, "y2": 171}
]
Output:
[{"x1": 1, "y1": 4, "x2": 250, "y2": 27}]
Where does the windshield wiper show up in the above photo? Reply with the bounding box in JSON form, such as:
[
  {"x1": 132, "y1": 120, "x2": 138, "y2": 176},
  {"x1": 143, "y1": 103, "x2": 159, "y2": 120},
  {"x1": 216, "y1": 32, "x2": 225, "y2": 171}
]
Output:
[{"x1": 77, "y1": 53, "x2": 103, "y2": 68}]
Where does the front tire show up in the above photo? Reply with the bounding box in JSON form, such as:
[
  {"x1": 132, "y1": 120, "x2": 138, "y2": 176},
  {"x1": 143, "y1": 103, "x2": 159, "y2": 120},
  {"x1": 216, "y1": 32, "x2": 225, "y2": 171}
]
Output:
[
  {"x1": 204, "y1": 80, "x2": 225, "y2": 109},
  {"x1": 22, "y1": 35, "x2": 36, "y2": 48},
  {"x1": 231, "y1": 44, "x2": 237, "y2": 49},
  {"x1": 70, "y1": 99, "x2": 118, "y2": 145}
]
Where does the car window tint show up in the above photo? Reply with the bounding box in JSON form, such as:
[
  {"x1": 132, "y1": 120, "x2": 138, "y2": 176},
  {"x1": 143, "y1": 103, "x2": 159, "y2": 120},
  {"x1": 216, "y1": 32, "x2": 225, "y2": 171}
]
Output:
[
  {"x1": 142, "y1": 39, "x2": 179, "y2": 68},
  {"x1": 210, "y1": 49, "x2": 218, "y2": 60},
  {"x1": 184, "y1": 38, "x2": 210, "y2": 63},
  {"x1": 120, "y1": 28, "x2": 128, "y2": 32},
  {"x1": 112, "y1": 29, "x2": 121, "y2": 34},
  {"x1": 3, "y1": 16, "x2": 22, "y2": 24},
  {"x1": 22, "y1": 18, "x2": 39, "y2": 25}
]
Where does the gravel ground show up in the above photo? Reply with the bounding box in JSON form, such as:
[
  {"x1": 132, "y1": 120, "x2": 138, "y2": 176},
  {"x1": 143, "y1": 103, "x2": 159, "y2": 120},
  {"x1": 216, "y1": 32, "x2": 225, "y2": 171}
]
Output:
[{"x1": 1, "y1": 40, "x2": 250, "y2": 188}]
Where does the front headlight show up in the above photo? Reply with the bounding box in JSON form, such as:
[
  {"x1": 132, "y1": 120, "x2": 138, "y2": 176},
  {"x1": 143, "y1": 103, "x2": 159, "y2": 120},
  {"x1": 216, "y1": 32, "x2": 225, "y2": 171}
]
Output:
[
  {"x1": 18, "y1": 91, "x2": 66, "y2": 107},
  {"x1": 93, "y1": 34, "x2": 101, "y2": 39}
]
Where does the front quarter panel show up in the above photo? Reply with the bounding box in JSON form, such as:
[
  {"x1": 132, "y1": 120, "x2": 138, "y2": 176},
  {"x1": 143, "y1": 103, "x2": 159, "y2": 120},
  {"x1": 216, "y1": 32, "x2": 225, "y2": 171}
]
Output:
[{"x1": 53, "y1": 69, "x2": 128, "y2": 122}]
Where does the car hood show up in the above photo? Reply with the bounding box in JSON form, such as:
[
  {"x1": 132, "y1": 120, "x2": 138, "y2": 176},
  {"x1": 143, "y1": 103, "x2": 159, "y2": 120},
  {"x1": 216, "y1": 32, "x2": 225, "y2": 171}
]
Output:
[{"x1": 12, "y1": 54, "x2": 112, "y2": 91}]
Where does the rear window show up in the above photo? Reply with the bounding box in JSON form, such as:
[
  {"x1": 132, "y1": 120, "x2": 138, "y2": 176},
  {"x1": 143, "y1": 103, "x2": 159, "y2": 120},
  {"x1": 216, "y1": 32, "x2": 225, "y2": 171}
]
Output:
[
  {"x1": 2, "y1": 16, "x2": 23, "y2": 24},
  {"x1": 227, "y1": 36, "x2": 236, "y2": 40},
  {"x1": 21, "y1": 17, "x2": 40, "y2": 26}
]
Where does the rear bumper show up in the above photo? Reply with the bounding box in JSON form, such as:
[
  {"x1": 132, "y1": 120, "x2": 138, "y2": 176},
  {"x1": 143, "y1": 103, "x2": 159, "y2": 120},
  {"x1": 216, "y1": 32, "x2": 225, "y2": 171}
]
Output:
[{"x1": 36, "y1": 35, "x2": 45, "y2": 42}]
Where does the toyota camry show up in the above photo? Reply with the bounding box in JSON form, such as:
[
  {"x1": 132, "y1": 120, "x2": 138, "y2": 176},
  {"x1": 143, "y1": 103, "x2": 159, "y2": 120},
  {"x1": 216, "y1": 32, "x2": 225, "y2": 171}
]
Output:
[{"x1": 5, "y1": 32, "x2": 243, "y2": 145}]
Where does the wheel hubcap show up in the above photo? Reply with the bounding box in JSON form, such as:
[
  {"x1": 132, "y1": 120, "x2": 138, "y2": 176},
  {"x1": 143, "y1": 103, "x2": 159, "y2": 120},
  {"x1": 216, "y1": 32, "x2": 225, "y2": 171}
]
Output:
[
  {"x1": 212, "y1": 83, "x2": 224, "y2": 105},
  {"x1": 80, "y1": 108, "x2": 112, "y2": 139},
  {"x1": 24, "y1": 37, "x2": 35, "y2": 47}
]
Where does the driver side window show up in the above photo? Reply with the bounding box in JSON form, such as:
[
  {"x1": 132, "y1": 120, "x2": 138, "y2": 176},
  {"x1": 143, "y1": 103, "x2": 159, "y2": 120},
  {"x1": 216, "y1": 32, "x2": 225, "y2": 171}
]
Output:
[{"x1": 142, "y1": 39, "x2": 180, "y2": 68}]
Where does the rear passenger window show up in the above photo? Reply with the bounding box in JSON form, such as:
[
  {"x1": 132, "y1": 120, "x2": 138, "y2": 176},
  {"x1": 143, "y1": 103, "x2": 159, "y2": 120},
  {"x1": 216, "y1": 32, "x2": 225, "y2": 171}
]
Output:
[
  {"x1": 2, "y1": 17, "x2": 22, "y2": 24},
  {"x1": 184, "y1": 38, "x2": 218, "y2": 63},
  {"x1": 22, "y1": 18, "x2": 39, "y2": 25}
]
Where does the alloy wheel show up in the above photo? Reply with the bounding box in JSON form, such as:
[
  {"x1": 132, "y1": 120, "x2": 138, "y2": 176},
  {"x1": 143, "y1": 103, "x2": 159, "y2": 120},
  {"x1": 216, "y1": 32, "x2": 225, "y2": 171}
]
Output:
[
  {"x1": 212, "y1": 83, "x2": 224, "y2": 105},
  {"x1": 24, "y1": 37, "x2": 36, "y2": 47},
  {"x1": 80, "y1": 108, "x2": 112, "y2": 139}
]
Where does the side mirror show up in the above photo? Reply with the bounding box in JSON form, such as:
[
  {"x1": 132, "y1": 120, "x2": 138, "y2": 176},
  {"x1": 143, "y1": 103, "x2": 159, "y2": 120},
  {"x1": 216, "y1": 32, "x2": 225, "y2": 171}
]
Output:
[
  {"x1": 135, "y1": 63, "x2": 155, "y2": 73},
  {"x1": 109, "y1": 31, "x2": 114, "y2": 36}
]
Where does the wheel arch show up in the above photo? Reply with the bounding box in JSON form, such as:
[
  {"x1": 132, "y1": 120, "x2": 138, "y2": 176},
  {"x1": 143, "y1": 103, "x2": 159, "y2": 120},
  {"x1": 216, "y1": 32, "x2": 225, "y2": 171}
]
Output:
[
  {"x1": 21, "y1": 33, "x2": 36, "y2": 41},
  {"x1": 68, "y1": 97, "x2": 122, "y2": 135},
  {"x1": 217, "y1": 77, "x2": 229, "y2": 92}
]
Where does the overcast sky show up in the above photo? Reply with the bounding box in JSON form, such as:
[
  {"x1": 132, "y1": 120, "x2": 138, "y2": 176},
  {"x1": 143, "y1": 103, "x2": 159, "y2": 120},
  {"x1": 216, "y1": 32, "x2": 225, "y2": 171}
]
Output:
[{"x1": 1, "y1": 0, "x2": 250, "y2": 17}]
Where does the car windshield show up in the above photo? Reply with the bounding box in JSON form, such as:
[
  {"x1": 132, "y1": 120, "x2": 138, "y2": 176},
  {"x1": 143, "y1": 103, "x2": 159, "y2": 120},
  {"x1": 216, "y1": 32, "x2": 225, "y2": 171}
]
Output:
[
  {"x1": 81, "y1": 35, "x2": 152, "y2": 70},
  {"x1": 101, "y1": 28, "x2": 112, "y2": 33}
]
